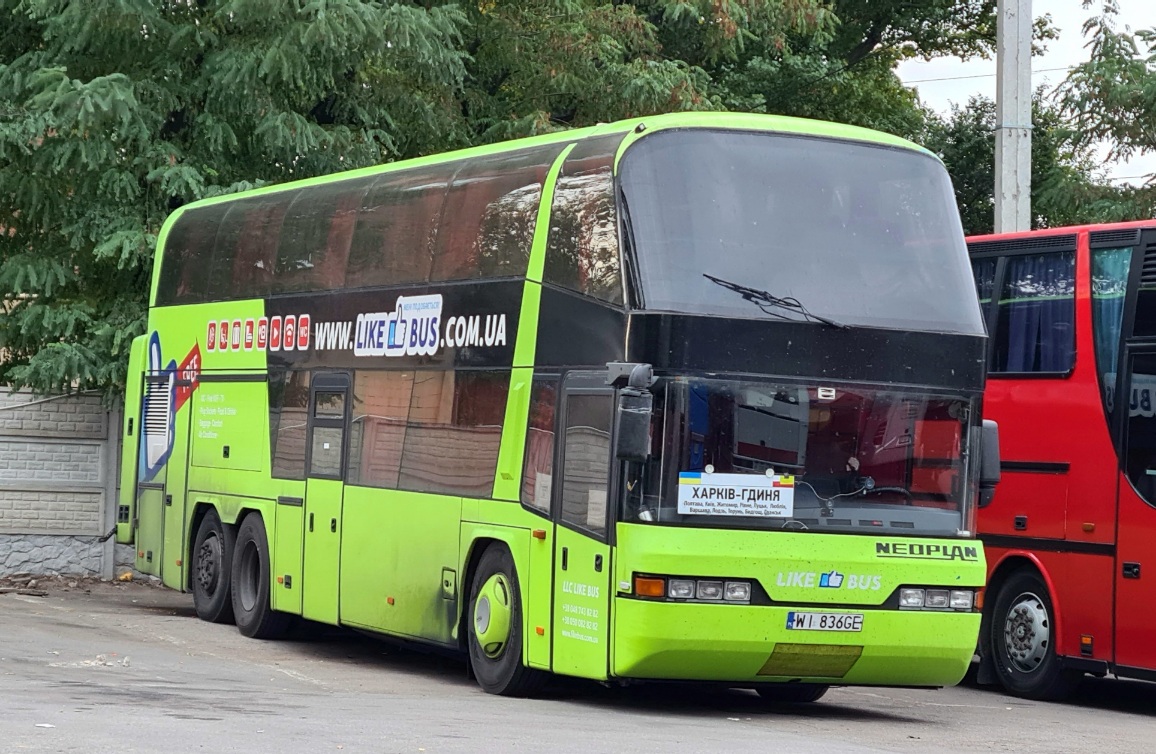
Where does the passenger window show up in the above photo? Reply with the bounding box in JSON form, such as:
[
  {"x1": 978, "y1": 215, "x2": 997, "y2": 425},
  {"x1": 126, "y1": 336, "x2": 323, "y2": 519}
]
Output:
[
  {"x1": 521, "y1": 377, "x2": 559, "y2": 513},
  {"x1": 1092, "y1": 246, "x2": 1133, "y2": 416},
  {"x1": 1125, "y1": 352, "x2": 1156, "y2": 507},
  {"x1": 971, "y1": 257, "x2": 996, "y2": 322},
  {"x1": 559, "y1": 393, "x2": 613, "y2": 537},
  {"x1": 397, "y1": 371, "x2": 509, "y2": 497},
  {"x1": 346, "y1": 370, "x2": 414, "y2": 489},
  {"x1": 227, "y1": 198, "x2": 288, "y2": 300},
  {"x1": 993, "y1": 252, "x2": 1075, "y2": 373},
  {"x1": 158, "y1": 205, "x2": 219, "y2": 305},
  {"x1": 431, "y1": 146, "x2": 564, "y2": 282},
  {"x1": 269, "y1": 371, "x2": 311, "y2": 479},
  {"x1": 544, "y1": 135, "x2": 623, "y2": 304},
  {"x1": 346, "y1": 167, "x2": 453, "y2": 288},
  {"x1": 274, "y1": 182, "x2": 368, "y2": 294}
]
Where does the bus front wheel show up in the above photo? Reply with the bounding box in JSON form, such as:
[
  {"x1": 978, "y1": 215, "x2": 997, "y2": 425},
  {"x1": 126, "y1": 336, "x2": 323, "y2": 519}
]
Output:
[
  {"x1": 192, "y1": 509, "x2": 235, "y2": 624},
  {"x1": 231, "y1": 513, "x2": 291, "y2": 640},
  {"x1": 755, "y1": 684, "x2": 829, "y2": 704},
  {"x1": 989, "y1": 569, "x2": 1081, "y2": 700},
  {"x1": 467, "y1": 545, "x2": 545, "y2": 696}
]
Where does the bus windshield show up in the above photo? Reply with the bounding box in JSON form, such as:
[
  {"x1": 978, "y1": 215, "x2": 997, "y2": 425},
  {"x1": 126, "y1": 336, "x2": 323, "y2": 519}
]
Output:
[
  {"x1": 622, "y1": 377, "x2": 977, "y2": 538},
  {"x1": 619, "y1": 129, "x2": 984, "y2": 335}
]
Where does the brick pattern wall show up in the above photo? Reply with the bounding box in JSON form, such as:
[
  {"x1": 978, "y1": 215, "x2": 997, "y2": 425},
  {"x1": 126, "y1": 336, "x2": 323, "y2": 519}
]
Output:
[{"x1": 0, "y1": 391, "x2": 112, "y2": 537}]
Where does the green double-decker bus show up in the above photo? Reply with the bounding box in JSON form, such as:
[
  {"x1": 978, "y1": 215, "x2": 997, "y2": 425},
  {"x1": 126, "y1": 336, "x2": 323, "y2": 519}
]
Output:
[{"x1": 120, "y1": 112, "x2": 992, "y2": 700}]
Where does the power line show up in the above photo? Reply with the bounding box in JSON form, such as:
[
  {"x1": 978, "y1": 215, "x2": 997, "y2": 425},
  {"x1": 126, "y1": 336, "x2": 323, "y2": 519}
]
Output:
[{"x1": 903, "y1": 65, "x2": 1073, "y2": 84}]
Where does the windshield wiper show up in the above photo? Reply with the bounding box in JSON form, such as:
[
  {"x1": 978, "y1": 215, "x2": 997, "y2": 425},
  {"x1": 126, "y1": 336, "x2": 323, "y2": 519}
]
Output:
[{"x1": 703, "y1": 274, "x2": 846, "y2": 328}]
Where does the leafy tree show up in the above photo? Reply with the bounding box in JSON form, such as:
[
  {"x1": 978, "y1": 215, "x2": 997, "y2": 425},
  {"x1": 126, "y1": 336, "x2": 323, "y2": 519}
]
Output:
[
  {"x1": 1056, "y1": 0, "x2": 1156, "y2": 215},
  {"x1": 921, "y1": 92, "x2": 1146, "y2": 236},
  {"x1": 0, "y1": 0, "x2": 474, "y2": 395}
]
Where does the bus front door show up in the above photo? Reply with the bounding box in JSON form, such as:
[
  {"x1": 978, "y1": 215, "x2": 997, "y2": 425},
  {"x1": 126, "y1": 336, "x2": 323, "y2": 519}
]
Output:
[
  {"x1": 1116, "y1": 348, "x2": 1156, "y2": 672},
  {"x1": 302, "y1": 374, "x2": 350, "y2": 626},
  {"x1": 551, "y1": 376, "x2": 614, "y2": 679}
]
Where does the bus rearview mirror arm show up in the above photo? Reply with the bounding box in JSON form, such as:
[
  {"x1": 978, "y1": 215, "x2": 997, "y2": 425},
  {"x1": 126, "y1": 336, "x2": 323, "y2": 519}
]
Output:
[
  {"x1": 608, "y1": 362, "x2": 655, "y2": 461},
  {"x1": 978, "y1": 419, "x2": 1001, "y2": 508}
]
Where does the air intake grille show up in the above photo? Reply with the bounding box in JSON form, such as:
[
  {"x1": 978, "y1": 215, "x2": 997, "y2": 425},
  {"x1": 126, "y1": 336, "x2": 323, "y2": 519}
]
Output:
[
  {"x1": 968, "y1": 234, "x2": 1077, "y2": 257},
  {"x1": 1090, "y1": 228, "x2": 1143, "y2": 249},
  {"x1": 144, "y1": 376, "x2": 172, "y2": 436},
  {"x1": 1140, "y1": 241, "x2": 1156, "y2": 287}
]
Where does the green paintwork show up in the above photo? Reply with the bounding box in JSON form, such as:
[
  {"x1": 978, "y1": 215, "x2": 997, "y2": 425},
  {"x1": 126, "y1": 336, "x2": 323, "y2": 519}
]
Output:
[
  {"x1": 124, "y1": 110, "x2": 983, "y2": 692},
  {"x1": 302, "y1": 477, "x2": 343, "y2": 625},
  {"x1": 475, "y1": 573, "x2": 513, "y2": 657},
  {"x1": 340, "y1": 487, "x2": 463, "y2": 643},
  {"x1": 611, "y1": 523, "x2": 985, "y2": 686},
  {"x1": 552, "y1": 525, "x2": 612, "y2": 680},
  {"x1": 116, "y1": 335, "x2": 146, "y2": 545},
  {"x1": 271, "y1": 499, "x2": 304, "y2": 614}
]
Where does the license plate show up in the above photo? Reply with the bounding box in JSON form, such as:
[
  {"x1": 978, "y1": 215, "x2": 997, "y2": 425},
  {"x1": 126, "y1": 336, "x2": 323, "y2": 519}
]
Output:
[{"x1": 786, "y1": 611, "x2": 864, "y2": 632}]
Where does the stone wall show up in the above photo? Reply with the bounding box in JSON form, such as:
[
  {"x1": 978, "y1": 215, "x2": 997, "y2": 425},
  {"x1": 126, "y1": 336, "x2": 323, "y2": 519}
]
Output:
[{"x1": 0, "y1": 390, "x2": 119, "y2": 577}]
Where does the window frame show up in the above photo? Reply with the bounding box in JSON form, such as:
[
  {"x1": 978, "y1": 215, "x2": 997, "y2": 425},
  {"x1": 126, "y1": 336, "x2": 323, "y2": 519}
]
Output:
[
  {"x1": 552, "y1": 372, "x2": 618, "y2": 543},
  {"x1": 969, "y1": 239, "x2": 1079, "y2": 379}
]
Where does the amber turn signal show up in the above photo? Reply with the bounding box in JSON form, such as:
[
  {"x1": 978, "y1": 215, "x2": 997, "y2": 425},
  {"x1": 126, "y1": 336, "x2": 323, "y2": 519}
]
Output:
[{"x1": 634, "y1": 575, "x2": 666, "y2": 598}]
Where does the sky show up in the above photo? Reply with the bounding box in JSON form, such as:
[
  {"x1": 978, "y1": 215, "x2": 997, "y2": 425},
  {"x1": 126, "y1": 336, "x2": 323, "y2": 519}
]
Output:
[{"x1": 895, "y1": 0, "x2": 1156, "y2": 185}]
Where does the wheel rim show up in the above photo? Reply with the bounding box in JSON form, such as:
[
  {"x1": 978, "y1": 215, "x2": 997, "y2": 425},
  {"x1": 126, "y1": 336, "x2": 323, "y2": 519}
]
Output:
[
  {"x1": 196, "y1": 533, "x2": 221, "y2": 595},
  {"x1": 1003, "y1": 590, "x2": 1051, "y2": 674},
  {"x1": 474, "y1": 573, "x2": 512, "y2": 659},
  {"x1": 237, "y1": 539, "x2": 260, "y2": 613}
]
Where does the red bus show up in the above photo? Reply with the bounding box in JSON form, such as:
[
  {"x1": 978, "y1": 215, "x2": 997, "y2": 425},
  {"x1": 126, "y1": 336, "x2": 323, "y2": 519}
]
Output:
[{"x1": 967, "y1": 220, "x2": 1156, "y2": 700}]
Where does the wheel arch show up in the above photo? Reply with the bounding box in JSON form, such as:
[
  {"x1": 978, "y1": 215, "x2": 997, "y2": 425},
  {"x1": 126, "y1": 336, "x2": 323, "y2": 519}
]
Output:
[
  {"x1": 979, "y1": 551, "x2": 1065, "y2": 667},
  {"x1": 457, "y1": 530, "x2": 531, "y2": 653}
]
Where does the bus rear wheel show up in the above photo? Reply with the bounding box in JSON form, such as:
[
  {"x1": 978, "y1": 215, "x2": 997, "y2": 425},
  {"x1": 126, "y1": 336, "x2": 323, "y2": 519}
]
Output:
[
  {"x1": 231, "y1": 514, "x2": 291, "y2": 640},
  {"x1": 755, "y1": 684, "x2": 829, "y2": 704},
  {"x1": 192, "y1": 509, "x2": 235, "y2": 624},
  {"x1": 989, "y1": 569, "x2": 1081, "y2": 700},
  {"x1": 467, "y1": 545, "x2": 545, "y2": 697}
]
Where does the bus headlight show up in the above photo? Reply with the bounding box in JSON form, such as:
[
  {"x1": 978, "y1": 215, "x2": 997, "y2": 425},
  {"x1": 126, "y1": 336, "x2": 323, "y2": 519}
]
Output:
[
  {"x1": 725, "y1": 581, "x2": 752, "y2": 601},
  {"x1": 950, "y1": 590, "x2": 974, "y2": 610},
  {"x1": 696, "y1": 581, "x2": 724, "y2": 600},
  {"x1": 668, "y1": 579, "x2": 696, "y2": 599},
  {"x1": 900, "y1": 588, "x2": 925, "y2": 608},
  {"x1": 925, "y1": 589, "x2": 950, "y2": 609}
]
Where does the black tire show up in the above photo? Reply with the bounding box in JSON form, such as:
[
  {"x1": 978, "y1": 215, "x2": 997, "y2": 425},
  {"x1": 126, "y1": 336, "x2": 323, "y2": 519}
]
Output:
[
  {"x1": 989, "y1": 569, "x2": 1082, "y2": 700},
  {"x1": 467, "y1": 545, "x2": 546, "y2": 696},
  {"x1": 231, "y1": 514, "x2": 291, "y2": 640},
  {"x1": 755, "y1": 684, "x2": 829, "y2": 704},
  {"x1": 192, "y1": 509, "x2": 236, "y2": 624}
]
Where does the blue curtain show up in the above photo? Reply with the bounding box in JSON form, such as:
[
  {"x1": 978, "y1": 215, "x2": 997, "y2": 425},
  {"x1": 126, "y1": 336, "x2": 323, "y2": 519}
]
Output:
[{"x1": 997, "y1": 253, "x2": 1075, "y2": 373}]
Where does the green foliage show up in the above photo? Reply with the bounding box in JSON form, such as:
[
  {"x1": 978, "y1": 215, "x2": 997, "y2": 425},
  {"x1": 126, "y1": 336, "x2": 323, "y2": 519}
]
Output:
[
  {"x1": 0, "y1": 0, "x2": 1134, "y2": 394},
  {"x1": 922, "y1": 91, "x2": 1151, "y2": 237}
]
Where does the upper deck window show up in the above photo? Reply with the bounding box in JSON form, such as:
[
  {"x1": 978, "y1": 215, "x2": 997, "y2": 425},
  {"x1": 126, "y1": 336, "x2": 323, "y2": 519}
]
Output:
[
  {"x1": 617, "y1": 129, "x2": 984, "y2": 335},
  {"x1": 155, "y1": 144, "x2": 566, "y2": 306}
]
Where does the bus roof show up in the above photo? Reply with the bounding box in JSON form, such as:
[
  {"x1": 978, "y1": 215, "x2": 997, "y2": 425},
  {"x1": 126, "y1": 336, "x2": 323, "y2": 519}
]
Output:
[
  {"x1": 168, "y1": 111, "x2": 932, "y2": 217},
  {"x1": 967, "y1": 218, "x2": 1156, "y2": 245}
]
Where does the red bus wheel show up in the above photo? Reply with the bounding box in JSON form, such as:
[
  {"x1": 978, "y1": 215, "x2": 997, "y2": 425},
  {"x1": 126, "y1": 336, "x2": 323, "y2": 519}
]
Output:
[{"x1": 989, "y1": 569, "x2": 1082, "y2": 700}]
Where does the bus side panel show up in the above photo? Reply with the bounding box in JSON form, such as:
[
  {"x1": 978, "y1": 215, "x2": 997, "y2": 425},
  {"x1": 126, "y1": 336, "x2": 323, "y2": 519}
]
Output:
[
  {"x1": 160, "y1": 391, "x2": 193, "y2": 591},
  {"x1": 272, "y1": 496, "x2": 304, "y2": 615},
  {"x1": 459, "y1": 509, "x2": 536, "y2": 656},
  {"x1": 986, "y1": 547, "x2": 1116, "y2": 662},
  {"x1": 340, "y1": 487, "x2": 462, "y2": 645},
  {"x1": 117, "y1": 335, "x2": 148, "y2": 544}
]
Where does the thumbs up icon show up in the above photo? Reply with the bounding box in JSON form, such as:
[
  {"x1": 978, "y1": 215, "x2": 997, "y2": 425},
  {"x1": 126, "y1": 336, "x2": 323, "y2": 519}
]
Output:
[{"x1": 819, "y1": 571, "x2": 844, "y2": 588}]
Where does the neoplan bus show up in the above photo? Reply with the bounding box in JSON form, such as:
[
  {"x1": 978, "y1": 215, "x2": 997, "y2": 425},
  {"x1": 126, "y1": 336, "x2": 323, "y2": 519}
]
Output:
[
  {"x1": 119, "y1": 112, "x2": 997, "y2": 700},
  {"x1": 968, "y1": 221, "x2": 1156, "y2": 700}
]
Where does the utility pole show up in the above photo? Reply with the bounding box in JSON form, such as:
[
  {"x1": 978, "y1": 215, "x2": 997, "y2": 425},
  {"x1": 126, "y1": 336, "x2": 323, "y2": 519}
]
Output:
[{"x1": 995, "y1": 0, "x2": 1032, "y2": 232}]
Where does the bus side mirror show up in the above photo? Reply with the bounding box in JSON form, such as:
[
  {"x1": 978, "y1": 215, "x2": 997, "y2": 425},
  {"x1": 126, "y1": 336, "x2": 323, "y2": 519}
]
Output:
[
  {"x1": 978, "y1": 419, "x2": 1001, "y2": 508},
  {"x1": 616, "y1": 389, "x2": 653, "y2": 461}
]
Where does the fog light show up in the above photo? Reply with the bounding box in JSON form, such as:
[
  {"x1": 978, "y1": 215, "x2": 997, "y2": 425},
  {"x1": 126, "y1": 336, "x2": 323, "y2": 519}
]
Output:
[
  {"x1": 696, "y1": 580, "x2": 724, "y2": 600},
  {"x1": 900, "y1": 588, "x2": 925, "y2": 608},
  {"x1": 925, "y1": 589, "x2": 950, "y2": 609},
  {"x1": 668, "y1": 579, "x2": 696, "y2": 599},
  {"x1": 950, "y1": 590, "x2": 974, "y2": 610},
  {"x1": 724, "y1": 581, "x2": 751, "y2": 602}
]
